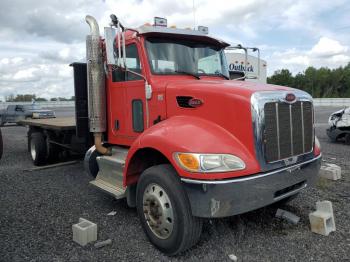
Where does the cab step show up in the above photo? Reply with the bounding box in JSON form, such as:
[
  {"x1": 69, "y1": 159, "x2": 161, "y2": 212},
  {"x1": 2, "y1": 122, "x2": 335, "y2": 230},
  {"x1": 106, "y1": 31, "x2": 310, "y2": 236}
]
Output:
[
  {"x1": 89, "y1": 146, "x2": 129, "y2": 199},
  {"x1": 90, "y1": 179, "x2": 125, "y2": 199}
]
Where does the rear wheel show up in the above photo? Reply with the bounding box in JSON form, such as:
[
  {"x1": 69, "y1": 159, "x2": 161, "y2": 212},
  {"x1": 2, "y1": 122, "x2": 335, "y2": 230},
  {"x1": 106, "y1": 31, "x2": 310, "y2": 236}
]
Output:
[
  {"x1": 30, "y1": 132, "x2": 47, "y2": 166},
  {"x1": 136, "y1": 164, "x2": 202, "y2": 255}
]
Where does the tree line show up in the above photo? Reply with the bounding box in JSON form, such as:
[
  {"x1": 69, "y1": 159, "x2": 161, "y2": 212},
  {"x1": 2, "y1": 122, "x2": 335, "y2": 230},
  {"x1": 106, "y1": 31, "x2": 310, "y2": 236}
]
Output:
[
  {"x1": 5, "y1": 94, "x2": 75, "y2": 102},
  {"x1": 267, "y1": 63, "x2": 350, "y2": 98}
]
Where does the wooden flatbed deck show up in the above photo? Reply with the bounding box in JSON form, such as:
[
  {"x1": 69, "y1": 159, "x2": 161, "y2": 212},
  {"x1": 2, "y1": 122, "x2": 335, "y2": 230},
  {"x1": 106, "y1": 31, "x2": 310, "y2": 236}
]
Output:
[{"x1": 19, "y1": 117, "x2": 76, "y2": 131}]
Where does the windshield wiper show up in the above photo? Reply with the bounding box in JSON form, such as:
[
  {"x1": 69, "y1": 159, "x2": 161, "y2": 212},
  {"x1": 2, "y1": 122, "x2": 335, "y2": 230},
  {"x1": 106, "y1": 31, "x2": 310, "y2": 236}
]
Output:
[
  {"x1": 175, "y1": 70, "x2": 200, "y2": 79},
  {"x1": 214, "y1": 72, "x2": 229, "y2": 80}
]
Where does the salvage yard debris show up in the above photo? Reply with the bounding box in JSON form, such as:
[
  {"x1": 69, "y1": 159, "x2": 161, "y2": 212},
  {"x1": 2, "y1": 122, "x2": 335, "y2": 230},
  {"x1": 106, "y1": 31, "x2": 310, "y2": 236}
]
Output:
[
  {"x1": 275, "y1": 209, "x2": 300, "y2": 225},
  {"x1": 319, "y1": 163, "x2": 342, "y2": 180},
  {"x1": 23, "y1": 160, "x2": 80, "y2": 172},
  {"x1": 72, "y1": 218, "x2": 97, "y2": 246},
  {"x1": 94, "y1": 239, "x2": 112, "y2": 249},
  {"x1": 309, "y1": 201, "x2": 336, "y2": 236},
  {"x1": 228, "y1": 254, "x2": 238, "y2": 261}
]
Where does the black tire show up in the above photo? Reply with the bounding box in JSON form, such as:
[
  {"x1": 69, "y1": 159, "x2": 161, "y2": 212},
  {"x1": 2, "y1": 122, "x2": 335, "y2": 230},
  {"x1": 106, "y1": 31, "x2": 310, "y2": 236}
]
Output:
[
  {"x1": 30, "y1": 132, "x2": 47, "y2": 166},
  {"x1": 47, "y1": 143, "x2": 60, "y2": 161},
  {"x1": 84, "y1": 146, "x2": 100, "y2": 178},
  {"x1": 345, "y1": 134, "x2": 350, "y2": 145},
  {"x1": 136, "y1": 164, "x2": 202, "y2": 255},
  {"x1": 0, "y1": 128, "x2": 3, "y2": 160}
]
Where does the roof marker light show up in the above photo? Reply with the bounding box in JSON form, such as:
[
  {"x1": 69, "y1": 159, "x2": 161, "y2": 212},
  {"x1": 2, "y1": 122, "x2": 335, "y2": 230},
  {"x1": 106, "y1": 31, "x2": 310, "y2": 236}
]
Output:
[{"x1": 154, "y1": 17, "x2": 167, "y2": 27}]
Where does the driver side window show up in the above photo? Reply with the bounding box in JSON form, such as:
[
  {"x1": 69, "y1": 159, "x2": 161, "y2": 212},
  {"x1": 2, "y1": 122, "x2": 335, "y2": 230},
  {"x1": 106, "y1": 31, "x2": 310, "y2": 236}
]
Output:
[{"x1": 112, "y1": 43, "x2": 143, "y2": 82}]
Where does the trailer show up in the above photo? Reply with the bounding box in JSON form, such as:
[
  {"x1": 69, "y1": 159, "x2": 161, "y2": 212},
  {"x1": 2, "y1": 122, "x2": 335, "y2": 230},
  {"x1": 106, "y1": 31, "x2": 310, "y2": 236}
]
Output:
[{"x1": 225, "y1": 52, "x2": 267, "y2": 83}]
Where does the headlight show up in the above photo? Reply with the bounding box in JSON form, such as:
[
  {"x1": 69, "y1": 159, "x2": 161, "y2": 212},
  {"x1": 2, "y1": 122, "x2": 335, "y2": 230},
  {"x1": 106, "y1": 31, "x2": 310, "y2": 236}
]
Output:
[
  {"x1": 32, "y1": 113, "x2": 40, "y2": 118},
  {"x1": 174, "y1": 153, "x2": 245, "y2": 173}
]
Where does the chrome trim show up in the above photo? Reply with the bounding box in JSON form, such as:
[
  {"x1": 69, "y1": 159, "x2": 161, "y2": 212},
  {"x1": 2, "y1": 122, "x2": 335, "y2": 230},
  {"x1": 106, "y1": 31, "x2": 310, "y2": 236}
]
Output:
[
  {"x1": 289, "y1": 104, "x2": 293, "y2": 155},
  {"x1": 85, "y1": 15, "x2": 107, "y2": 133},
  {"x1": 250, "y1": 90, "x2": 314, "y2": 172},
  {"x1": 180, "y1": 153, "x2": 321, "y2": 185},
  {"x1": 275, "y1": 103, "x2": 280, "y2": 159},
  {"x1": 301, "y1": 101, "x2": 305, "y2": 152}
]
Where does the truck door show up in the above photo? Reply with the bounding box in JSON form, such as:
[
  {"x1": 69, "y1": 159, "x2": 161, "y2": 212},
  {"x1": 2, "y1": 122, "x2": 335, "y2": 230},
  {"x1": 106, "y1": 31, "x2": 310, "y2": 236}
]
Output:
[{"x1": 109, "y1": 43, "x2": 146, "y2": 146}]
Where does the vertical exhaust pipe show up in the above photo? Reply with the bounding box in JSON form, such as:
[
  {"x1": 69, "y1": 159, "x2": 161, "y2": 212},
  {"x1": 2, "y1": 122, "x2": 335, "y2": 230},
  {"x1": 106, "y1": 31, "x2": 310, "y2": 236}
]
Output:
[{"x1": 85, "y1": 15, "x2": 110, "y2": 155}]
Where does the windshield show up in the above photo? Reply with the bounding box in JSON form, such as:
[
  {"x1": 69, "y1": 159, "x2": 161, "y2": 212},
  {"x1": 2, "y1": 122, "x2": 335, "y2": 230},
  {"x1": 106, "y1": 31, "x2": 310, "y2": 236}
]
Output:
[{"x1": 145, "y1": 37, "x2": 229, "y2": 78}]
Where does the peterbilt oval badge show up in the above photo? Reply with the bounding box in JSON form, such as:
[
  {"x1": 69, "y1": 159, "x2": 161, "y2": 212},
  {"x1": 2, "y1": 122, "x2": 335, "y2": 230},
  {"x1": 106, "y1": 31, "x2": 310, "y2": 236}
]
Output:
[
  {"x1": 285, "y1": 93, "x2": 296, "y2": 103},
  {"x1": 188, "y1": 98, "x2": 203, "y2": 108}
]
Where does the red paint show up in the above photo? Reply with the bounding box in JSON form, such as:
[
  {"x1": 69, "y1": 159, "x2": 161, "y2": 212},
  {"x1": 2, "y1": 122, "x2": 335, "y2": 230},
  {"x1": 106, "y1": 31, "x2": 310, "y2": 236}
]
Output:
[{"x1": 102, "y1": 32, "x2": 319, "y2": 186}]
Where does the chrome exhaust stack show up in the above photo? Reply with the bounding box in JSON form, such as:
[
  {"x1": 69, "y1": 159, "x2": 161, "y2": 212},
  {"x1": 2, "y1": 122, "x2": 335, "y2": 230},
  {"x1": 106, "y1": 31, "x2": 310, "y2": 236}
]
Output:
[{"x1": 85, "y1": 15, "x2": 110, "y2": 155}]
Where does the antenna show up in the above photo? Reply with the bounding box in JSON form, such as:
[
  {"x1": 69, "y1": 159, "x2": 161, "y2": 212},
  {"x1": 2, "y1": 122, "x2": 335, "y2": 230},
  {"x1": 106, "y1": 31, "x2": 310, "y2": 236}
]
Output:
[{"x1": 192, "y1": 0, "x2": 196, "y2": 29}]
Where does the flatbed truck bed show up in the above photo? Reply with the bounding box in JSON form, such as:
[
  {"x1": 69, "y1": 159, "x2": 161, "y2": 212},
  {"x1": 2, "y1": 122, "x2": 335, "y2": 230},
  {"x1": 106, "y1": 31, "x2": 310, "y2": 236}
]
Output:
[
  {"x1": 19, "y1": 117, "x2": 76, "y2": 131},
  {"x1": 20, "y1": 116, "x2": 91, "y2": 166}
]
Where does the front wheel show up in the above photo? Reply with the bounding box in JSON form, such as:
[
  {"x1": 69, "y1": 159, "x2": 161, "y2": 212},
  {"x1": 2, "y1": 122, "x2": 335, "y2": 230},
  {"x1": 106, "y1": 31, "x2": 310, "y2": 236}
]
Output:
[{"x1": 136, "y1": 164, "x2": 202, "y2": 256}]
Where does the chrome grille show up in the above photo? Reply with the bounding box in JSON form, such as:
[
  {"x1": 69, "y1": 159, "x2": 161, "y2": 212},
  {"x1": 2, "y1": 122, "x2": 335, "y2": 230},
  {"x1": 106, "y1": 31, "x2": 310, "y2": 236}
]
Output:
[{"x1": 264, "y1": 101, "x2": 313, "y2": 163}]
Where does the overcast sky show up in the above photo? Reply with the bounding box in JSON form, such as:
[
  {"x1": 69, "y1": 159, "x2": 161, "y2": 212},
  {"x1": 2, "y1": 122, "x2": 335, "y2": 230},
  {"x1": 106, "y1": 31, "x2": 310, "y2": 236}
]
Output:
[{"x1": 0, "y1": 0, "x2": 349, "y2": 100}]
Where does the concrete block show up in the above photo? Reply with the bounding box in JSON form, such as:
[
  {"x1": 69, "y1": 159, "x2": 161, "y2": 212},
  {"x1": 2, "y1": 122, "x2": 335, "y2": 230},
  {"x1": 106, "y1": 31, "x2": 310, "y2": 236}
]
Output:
[
  {"x1": 275, "y1": 209, "x2": 300, "y2": 224},
  {"x1": 72, "y1": 218, "x2": 97, "y2": 246},
  {"x1": 309, "y1": 201, "x2": 336, "y2": 236},
  {"x1": 319, "y1": 163, "x2": 341, "y2": 180}
]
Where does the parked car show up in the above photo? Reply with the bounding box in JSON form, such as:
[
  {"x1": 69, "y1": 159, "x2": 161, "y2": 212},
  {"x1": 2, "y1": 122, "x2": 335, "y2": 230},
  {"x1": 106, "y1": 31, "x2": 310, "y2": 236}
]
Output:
[
  {"x1": 327, "y1": 107, "x2": 350, "y2": 144},
  {"x1": 0, "y1": 104, "x2": 55, "y2": 126}
]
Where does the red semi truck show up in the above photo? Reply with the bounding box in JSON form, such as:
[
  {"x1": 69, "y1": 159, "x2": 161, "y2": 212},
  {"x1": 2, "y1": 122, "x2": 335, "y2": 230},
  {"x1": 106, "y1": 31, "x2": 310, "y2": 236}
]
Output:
[{"x1": 23, "y1": 15, "x2": 321, "y2": 255}]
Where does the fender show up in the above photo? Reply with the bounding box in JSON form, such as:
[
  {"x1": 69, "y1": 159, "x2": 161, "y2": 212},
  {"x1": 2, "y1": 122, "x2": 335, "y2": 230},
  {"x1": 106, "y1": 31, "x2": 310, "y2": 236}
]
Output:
[{"x1": 123, "y1": 115, "x2": 260, "y2": 185}]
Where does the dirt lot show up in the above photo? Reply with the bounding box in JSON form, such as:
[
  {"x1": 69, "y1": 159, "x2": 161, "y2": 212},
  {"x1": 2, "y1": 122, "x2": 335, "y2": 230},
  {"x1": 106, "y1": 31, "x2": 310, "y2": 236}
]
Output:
[{"x1": 0, "y1": 107, "x2": 349, "y2": 261}]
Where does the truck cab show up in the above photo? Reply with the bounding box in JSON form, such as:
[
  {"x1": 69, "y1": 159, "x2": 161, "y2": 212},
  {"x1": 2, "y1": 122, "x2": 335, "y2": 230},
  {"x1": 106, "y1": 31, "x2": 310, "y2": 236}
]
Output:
[{"x1": 81, "y1": 15, "x2": 321, "y2": 255}]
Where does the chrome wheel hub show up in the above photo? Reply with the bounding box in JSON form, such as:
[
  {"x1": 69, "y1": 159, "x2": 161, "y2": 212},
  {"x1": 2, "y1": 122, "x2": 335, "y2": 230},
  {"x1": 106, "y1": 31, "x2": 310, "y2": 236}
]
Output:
[{"x1": 143, "y1": 183, "x2": 174, "y2": 239}]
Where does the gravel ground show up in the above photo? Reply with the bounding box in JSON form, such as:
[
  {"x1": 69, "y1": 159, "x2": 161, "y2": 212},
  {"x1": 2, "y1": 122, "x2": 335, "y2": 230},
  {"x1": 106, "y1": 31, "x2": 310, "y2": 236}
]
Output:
[{"x1": 0, "y1": 107, "x2": 349, "y2": 261}]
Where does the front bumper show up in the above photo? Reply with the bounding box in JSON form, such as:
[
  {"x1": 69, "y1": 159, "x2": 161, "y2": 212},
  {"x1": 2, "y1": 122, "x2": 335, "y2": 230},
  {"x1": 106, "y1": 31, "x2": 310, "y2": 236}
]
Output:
[{"x1": 181, "y1": 154, "x2": 321, "y2": 218}]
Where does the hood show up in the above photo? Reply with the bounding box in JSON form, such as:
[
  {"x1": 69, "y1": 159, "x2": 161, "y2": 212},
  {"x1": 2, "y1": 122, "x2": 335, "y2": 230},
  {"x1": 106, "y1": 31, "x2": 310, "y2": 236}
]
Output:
[
  {"x1": 165, "y1": 79, "x2": 295, "y2": 101},
  {"x1": 164, "y1": 79, "x2": 305, "y2": 162}
]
